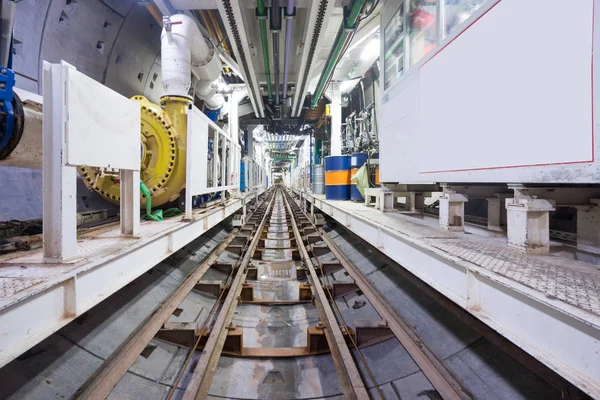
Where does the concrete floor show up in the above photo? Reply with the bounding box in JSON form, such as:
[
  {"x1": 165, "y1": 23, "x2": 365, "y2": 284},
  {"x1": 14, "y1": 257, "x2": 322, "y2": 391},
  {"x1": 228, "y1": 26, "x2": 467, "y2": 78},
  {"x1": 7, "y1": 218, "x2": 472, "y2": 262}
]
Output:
[{"x1": 0, "y1": 214, "x2": 582, "y2": 399}]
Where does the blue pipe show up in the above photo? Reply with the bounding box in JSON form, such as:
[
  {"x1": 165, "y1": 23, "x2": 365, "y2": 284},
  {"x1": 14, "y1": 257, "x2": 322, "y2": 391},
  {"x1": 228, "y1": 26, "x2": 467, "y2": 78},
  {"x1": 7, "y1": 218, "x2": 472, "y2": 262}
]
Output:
[{"x1": 204, "y1": 107, "x2": 221, "y2": 122}]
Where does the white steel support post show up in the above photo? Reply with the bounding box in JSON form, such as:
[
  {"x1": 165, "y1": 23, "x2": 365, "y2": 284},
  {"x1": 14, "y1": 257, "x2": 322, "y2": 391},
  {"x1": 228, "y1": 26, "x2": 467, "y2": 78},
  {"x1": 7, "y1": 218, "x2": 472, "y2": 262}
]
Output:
[
  {"x1": 43, "y1": 62, "x2": 78, "y2": 262},
  {"x1": 229, "y1": 89, "x2": 246, "y2": 189},
  {"x1": 487, "y1": 194, "x2": 509, "y2": 232},
  {"x1": 380, "y1": 187, "x2": 395, "y2": 212},
  {"x1": 407, "y1": 192, "x2": 425, "y2": 212},
  {"x1": 184, "y1": 104, "x2": 194, "y2": 221},
  {"x1": 120, "y1": 170, "x2": 141, "y2": 236},
  {"x1": 439, "y1": 185, "x2": 468, "y2": 231},
  {"x1": 576, "y1": 199, "x2": 600, "y2": 255},
  {"x1": 506, "y1": 186, "x2": 555, "y2": 253},
  {"x1": 330, "y1": 82, "x2": 342, "y2": 156}
]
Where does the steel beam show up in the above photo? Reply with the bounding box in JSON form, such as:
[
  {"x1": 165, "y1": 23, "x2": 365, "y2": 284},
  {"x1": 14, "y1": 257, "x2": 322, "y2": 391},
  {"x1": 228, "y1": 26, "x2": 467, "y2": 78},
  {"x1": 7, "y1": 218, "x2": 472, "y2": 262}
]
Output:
[
  {"x1": 216, "y1": 0, "x2": 265, "y2": 118},
  {"x1": 291, "y1": 0, "x2": 336, "y2": 117}
]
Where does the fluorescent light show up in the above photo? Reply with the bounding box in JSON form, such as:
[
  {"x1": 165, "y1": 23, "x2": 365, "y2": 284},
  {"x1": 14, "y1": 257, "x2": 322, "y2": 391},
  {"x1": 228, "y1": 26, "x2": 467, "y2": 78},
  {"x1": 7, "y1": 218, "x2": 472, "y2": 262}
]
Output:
[{"x1": 360, "y1": 38, "x2": 380, "y2": 61}]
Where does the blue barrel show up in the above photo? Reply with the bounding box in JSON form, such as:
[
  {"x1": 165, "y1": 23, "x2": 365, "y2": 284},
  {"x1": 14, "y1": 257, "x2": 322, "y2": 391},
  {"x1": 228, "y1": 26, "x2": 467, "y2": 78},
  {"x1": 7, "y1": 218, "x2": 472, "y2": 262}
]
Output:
[
  {"x1": 325, "y1": 155, "x2": 350, "y2": 200},
  {"x1": 350, "y1": 153, "x2": 367, "y2": 201},
  {"x1": 240, "y1": 161, "x2": 246, "y2": 191}
]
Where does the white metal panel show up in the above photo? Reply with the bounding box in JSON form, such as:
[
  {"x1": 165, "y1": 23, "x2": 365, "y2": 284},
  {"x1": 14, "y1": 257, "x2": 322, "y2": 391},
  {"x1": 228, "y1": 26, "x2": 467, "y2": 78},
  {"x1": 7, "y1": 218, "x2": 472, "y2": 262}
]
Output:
[
  {"x1": 380, "y1": 0, "x2": 600, "y2": 184},
  {"x1": 419, "y1": 0, "x2": 593, "y2": 173},
  {"x1": 380, "y1": 74, "x2": 422, "y2": 183},
  {"x1": 187, "y1": 107, "x2": 209, "y2": 195},
  {"x1": 65, "y1": 68, "x2": 141, "y2": 170}
]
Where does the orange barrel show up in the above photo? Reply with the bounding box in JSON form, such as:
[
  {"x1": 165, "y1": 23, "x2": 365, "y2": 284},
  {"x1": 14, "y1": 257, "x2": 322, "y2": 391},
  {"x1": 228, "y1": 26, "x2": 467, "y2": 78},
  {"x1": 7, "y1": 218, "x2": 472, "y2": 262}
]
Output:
[
  {"x1": 350, "y1": 153, "x2": 368, "y2": 201},
  {"x1": 325, "y1": 155, "x2": 350, "y2": 200}
]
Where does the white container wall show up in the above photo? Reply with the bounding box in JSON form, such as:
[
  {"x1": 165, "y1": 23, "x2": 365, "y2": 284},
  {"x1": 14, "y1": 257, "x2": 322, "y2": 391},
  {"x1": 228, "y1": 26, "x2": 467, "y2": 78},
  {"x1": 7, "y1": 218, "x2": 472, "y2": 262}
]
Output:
[{"x1": 380, "y1": 0, "x2": 599, "y2": 184}]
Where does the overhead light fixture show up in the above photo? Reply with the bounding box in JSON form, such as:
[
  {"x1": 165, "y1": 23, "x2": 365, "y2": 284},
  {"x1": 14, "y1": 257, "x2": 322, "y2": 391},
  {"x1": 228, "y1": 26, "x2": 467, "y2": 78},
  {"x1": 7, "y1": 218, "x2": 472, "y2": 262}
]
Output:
[
  {"x1": 339, "y1": 78, "x2": 359, "y2": 93},
  {"x1": 360, "y1": 38, "x2": 380, "y2": 61}
]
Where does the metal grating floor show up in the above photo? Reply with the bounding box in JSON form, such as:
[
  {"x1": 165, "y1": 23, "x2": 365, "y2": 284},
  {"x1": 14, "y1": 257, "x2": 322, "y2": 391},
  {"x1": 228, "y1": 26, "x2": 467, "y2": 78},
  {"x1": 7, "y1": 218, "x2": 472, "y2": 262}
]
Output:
[{"x1": 317, "y1": 196, "x2": 600, "y2": 319}]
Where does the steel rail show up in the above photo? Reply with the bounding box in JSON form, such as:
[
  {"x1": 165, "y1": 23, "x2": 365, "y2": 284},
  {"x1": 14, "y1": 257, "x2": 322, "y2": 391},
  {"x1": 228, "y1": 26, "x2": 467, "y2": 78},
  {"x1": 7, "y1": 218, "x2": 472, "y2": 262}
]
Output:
[
  {"x1": 166, "y1": 249, "x2": 240, "y2": 400},
  {"x1": 72, "y1": 194, "x2": 269, "y2": 400},
  {"x1": 182, "y1": 192, "x2": 275, "y2": 400},
  {"x1": 72, "y1": 229, "x2": 241, "y2": 399},
  {"x1": 282, "y1": 189, "x2": 370, "y2": 399},
  {"x1": 316, "y1": 228, "x2": 472, "y2": 400}
]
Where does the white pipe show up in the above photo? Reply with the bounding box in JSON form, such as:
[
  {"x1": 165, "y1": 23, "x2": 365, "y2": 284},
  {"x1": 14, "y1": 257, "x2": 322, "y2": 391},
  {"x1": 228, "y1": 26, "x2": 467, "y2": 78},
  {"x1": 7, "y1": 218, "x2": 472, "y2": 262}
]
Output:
[{"x1": 161, "y1": 14, "x2": 224, "y2": 110}]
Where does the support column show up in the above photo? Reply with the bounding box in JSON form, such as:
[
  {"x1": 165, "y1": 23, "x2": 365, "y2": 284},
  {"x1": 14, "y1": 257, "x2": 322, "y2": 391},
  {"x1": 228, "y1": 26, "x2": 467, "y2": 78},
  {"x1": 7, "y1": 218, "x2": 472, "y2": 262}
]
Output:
[
  {"x1": 506, "y1": 186, "x2": 555, "y2": 253},
  {"x1": 229, "y1": 89, "x2": 247, "y2": 188},
  {"x1": 43, "y1": 62, "x2": 78, "y2": 262},
  {"x1": 439, "y1": 186, "x2": 468, "y2": 232},
  {"x1": 330, "y1": 82, "x2": 342, "y2": 156},
  {"x1": 407, "y1": 192, "x2": 425, "y2": 212},
  {"x1": 486, "y1": 194, "x2": 509, "y2": 232},
  {"x1": 120, "y1": 170, "x2": 140, "y2": 236},
  {"x1": 576, "y1": 199, "x2": 600, "y2": 254},
  {"x1": 380, "y1": 186, "x2": 395, "y2": 212}
]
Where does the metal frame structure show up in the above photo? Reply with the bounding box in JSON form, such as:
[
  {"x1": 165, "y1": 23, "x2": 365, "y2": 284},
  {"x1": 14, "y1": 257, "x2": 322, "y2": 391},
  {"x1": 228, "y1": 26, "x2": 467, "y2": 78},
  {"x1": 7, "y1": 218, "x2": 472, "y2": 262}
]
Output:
[
  {"x1": 42, "y1": 61, "x2": 141, "y2": 262},
  {"x1": 185, "y1": 104, "x2": 242, "y2": 219},
  {"x1": 0, "y1": 62, "x2": 267, "y2": 369},
  {"x1": 291, "y1": 187, "x2": 600, "y2": 399},
  {"x1": 216, "y1": 0, "x2": 265, "y2": 118},
  {"x1": 291, "y1": 0, "x2": 336, "y2": 117}
]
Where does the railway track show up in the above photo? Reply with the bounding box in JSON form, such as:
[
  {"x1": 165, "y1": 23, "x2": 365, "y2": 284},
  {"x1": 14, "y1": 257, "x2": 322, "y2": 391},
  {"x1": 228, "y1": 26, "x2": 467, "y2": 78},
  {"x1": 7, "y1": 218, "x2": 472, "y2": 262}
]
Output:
[{"x1": 67, "y1": 186, "x2": 473, "y2": 399}]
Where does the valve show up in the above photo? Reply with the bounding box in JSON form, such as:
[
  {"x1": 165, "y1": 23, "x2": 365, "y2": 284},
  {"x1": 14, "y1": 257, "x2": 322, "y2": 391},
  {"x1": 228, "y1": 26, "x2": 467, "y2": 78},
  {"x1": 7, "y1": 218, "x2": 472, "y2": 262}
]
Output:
[{"x1": 162, "y1": 16, "x2": 182, "y2": 32}]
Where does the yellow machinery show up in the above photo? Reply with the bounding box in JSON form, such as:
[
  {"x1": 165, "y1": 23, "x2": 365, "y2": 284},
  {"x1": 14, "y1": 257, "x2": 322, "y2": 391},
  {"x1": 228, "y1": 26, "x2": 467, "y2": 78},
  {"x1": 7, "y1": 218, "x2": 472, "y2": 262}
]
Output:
[{"x1": 78, "y1": 95, "x2": 191, "y2": 207}]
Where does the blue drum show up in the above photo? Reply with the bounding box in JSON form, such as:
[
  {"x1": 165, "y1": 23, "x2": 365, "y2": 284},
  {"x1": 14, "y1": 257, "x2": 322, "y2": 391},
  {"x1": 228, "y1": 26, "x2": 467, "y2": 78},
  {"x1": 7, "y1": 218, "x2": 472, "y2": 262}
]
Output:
[{"x1": 324, "y1": 155, "x2": 351, "y2": 200}]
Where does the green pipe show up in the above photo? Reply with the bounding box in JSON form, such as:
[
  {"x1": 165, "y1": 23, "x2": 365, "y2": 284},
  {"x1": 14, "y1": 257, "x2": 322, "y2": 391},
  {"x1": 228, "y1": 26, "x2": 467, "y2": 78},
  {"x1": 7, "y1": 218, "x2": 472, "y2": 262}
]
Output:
[
  {"x1": 257, "y1": 0, "x2": 273, "y2": 100},
  {"x1": 314, "y1": 139, "x2": 323, "y2": 164},
  {"x1": 140, "y1": 180, "x2": 163, "y2": 221},
  {"x1": 310, "y1": 0, "x2": 366, "y2": 109}
]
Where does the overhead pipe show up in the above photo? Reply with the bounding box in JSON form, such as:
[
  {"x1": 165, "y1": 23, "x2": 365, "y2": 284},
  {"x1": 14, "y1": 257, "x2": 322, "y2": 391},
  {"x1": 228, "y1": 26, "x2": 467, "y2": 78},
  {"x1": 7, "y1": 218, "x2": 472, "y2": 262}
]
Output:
[
  {"x1": 309, "y1": 0, "x2": 366, "y2": 109},
  {"x1": 161, "y1": 14, "x2": 224, "y2": 115},
  {"x1": 282, "y1": 0, "x2": 295, "y2": 108},
  {"x1": 257, "y1": 0, "x2": 273, "y2": 100},
  {"x1": 271, "y1": 0, "x2": 282, "y2": 106}
]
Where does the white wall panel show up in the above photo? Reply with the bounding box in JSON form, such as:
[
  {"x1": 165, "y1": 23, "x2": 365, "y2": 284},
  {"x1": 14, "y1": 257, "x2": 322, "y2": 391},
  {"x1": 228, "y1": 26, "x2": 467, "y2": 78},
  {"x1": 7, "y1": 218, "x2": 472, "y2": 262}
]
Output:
[
  {"x1": 419, "y1": 0, "x2": 593, "y2": 173},
  {"x1": 380, "y1": 0, "x2": 600, "y2": 184}
]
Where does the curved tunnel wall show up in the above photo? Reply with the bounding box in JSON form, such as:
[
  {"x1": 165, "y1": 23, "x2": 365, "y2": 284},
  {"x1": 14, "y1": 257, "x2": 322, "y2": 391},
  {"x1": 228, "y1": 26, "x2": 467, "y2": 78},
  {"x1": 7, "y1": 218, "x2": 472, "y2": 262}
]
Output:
[
  {"x1": 13, "y1": 0, "x2": 164, "y2": 103},
  {"x1": 2, "y1": 1, "x2": 166, "y2": 221}
]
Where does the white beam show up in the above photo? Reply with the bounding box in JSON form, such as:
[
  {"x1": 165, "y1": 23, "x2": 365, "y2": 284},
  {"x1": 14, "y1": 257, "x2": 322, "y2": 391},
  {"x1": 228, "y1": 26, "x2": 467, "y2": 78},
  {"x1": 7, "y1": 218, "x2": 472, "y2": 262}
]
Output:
[
  {"x1": 330, "y1": 82, "x2": 342, "y2": 156},
  {"x1": 216, "y1": 0, "x2": 264, "y2": 118},
  {"x1": 292, "y1": 0, "x2": 336, "y2": 117}
]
